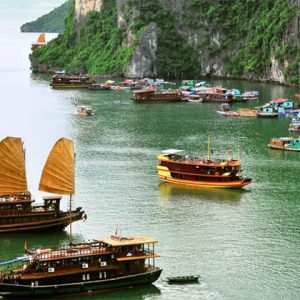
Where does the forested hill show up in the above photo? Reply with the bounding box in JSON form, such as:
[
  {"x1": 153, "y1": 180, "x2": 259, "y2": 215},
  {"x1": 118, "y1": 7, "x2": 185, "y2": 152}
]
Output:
[
  {"x1": 31, "y1": 0, "x2": 300, "y2": 85},
  {"x1": 21, "y1": 0, "x2": 71, "y2": 33}
]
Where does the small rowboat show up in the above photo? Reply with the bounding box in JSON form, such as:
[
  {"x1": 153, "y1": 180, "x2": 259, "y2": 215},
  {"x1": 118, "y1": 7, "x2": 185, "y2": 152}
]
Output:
[{"x1": 166, "y1": 275, "x2": 200, "y2": 284}]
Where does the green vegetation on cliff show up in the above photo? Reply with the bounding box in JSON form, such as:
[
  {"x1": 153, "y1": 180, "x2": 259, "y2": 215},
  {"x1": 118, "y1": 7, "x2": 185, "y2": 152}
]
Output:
[
  {"x1": 32, "y1": 1, "x2": 133, "y2": 75},
  {"x1": 21, "y1": 0, "x2": 71, "y2": 33},
  {"x1": 184, "y1": 0, "x2": 299, "y2": 84},
  {"x1": 32, "y1": 0, "x2": 299, "y2": 84}
]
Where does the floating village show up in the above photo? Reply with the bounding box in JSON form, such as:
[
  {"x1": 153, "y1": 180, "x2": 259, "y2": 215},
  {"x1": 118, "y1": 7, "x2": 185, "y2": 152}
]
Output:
[{"x1": 1, "y1": 1, "x2": 300, "y2": 299}]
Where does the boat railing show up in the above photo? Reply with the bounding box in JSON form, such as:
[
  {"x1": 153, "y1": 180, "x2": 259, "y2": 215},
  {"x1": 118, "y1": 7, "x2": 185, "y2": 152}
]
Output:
[{"x1": 34, "y1": 246, "x2": 109, "y2": 260}]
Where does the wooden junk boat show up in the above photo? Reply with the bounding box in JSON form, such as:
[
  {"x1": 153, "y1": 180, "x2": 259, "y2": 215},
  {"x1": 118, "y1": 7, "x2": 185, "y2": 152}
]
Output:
[
  {"x1": 0, "y1": 137, "x2": 85, "y2": 234},
  {"x1": 132, "y1": 88, "x2": 182, "y2": 102},
  {"x1": 31, "y1": 33, "x2": 46, "y2": 51},
  {"x1": 157, "y1": 144, "x2": 252, "y2": 189},
  {"x1": 0, "y1": 234, "x2": 161, "y2": 297},
  {"x1": 50, "y1": 73, "x2": 94, "y2": 89}
]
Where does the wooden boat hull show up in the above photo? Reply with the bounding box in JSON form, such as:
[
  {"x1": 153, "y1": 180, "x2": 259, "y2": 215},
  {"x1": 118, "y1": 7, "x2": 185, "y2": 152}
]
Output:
[
  {"x1": 0, "y1": 268, "x2": 162, "y2": 298},
  {"x1": 0, "y1": 209, "x2": 84, "y2": 234},
  {"x1": 50, "y1": 84, "x2": 91, "y2": 89},
  {"x1": 158, "y1": 175, "x2": 252, "y2": 189},
  {"x1": 257, "y1": 113, "x2": 278, "y2": 118},
  {"x1": 267, "y1": 144, "x2": 300, "y2": 152},
  {"x1": 132, "y1": 97, "x2": 182, "y2": 102}
]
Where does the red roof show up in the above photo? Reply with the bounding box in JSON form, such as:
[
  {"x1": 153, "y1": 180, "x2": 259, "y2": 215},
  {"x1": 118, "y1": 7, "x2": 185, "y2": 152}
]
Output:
[{"x1": 271, "y1": 98, "x2": 290, "y2": 103}]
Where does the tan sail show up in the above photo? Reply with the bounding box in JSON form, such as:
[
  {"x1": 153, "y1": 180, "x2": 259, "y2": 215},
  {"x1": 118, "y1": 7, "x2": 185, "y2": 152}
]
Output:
[
  {"x1": 37, "y1": 33, "x2": 45, "y2": 44},
  {"x1": 39, "y1": 138, "x2": 74, "y2": 195},
  {"x1": 0, "y1": 137, "x2": 28, "y2": 195}
]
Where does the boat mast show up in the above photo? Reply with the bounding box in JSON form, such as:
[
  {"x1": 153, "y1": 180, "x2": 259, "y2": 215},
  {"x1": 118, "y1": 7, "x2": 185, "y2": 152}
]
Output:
[
  {"x1": 238, "y1": 145, "x2": 241, "y2": 172},
  {"x1": 69, "y1": 194, "x2": 72, "y2": 246},
  {"x1": 207, "y1": 135, "x2": 211, "y2": 160}
]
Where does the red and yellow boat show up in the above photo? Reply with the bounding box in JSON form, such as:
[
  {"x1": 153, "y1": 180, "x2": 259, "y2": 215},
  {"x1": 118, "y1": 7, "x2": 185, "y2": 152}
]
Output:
[{"x1": 157, "y1": 148, "x2": 252, "y2": 189}]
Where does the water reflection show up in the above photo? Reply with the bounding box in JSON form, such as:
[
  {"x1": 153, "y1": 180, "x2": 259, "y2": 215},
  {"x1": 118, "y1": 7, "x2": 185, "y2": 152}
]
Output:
[
  {"x1": 56, "y1": 284, "x2": 161, "y2": 300},
  {"x1": 158, "y1": 182, "x2": 246, "y2": 203}
]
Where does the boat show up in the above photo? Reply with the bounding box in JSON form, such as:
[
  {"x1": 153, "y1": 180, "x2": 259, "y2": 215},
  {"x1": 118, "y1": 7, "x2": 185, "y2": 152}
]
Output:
[
  {"x1": 236, "y1": 108, "x2": 258, "y2": 117},
  {"x1": 31, "y1": 33, "x2": 46, "y2": 51},
  {"x1": 166, "y1": 275, "x2": 200, "y2": 284},
  {"x1": 182, "y1": 94, "x2": 203, "y2": 102},
  {"x1": 270, "y1": 98, "x2": 298, "y2": 116},
  {"x1": 268, "y1": 137, "x2": 300, "y2": 152},
  {"x1": 77, "y1": 105, "x2": 95, "y2": 116},
  {"x1": 257, "y1": 105, "x2": 278, "y2": 118},
  {"x1": 0, "y1": 137, "x2": 85, "y2": 234},
  {"x1": 288, "y1": 117, "x2": 300, "y2": 133},
  {"x1": 157, "y1": 142, "x2": 252, "y2": 189},
  {"x1": 0, "y1": 235, "x2": 162, "y2": 298},
  {"x1": 197, "y1": 87, "x2": 234, "y2": 103},
  {"x1": 50, "y1": 73, "x2": 94, "y2": 89},
  {"x1": 241, "y1": 91, "x2": 259, "y2": 101},
  {"x1": 132, "y1": 88, "x2": 182, "y2": 102},
  {"x1": 89, "y1": 83, "x2": 111, "y2": 90},
  {"x1": 217, "y1": 103, "x2": 239, "y2": 116}
]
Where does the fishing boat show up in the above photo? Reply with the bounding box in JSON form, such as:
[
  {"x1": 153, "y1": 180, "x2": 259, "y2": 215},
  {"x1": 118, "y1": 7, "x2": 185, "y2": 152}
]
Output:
[
  {"x1": 268, "y1": 137, "x2": 300, "y2": 152},
  {"x1": 89, "y1": 83, "x2": 111, "y2": 90},
  {"x1": 288, "y1": 118, "x2": 300, "y2": 133},
  {"x1": 236, "y1": 108, "x2": 258, "y2": 117},
  {"x1": 0, "y1": 137, "x2": 85, "y2": 234},
  {"x1": 182, "y1": 94, "x2": 203, "y2": 102},
  {"x1": 157, "y1": 141, "x2": 252, "y2": 189},
  {"x1": 166, "y1": 275, "x2": 200, "y2": 284},
  {"x1": 241, "y1": 91, "x2": 259, "y2": 101},
  {"x1": 217, "y1": 103, "x2": 239, "y2": 116},
  {"x1": 257, "y1": 105, "x2": 278, "y2": 118},
  {"x1": 0, "y1": 235, "x2": 162, "y2": 298},
  {"x1": 77, "y1": 105, "x2": 95, "y2": 116},
  {"x1": 50, "y1": 73, "x2": 94, "y2": 89},
  {"x1": 31, "y1": 33, "x2": 46, "y2": 51},
  {"x1": 197, "y1": 87, "x2": 234, "y2": 103},
  {"x1": 132, "y1": 88, "x2": 182, "y2": 102}
]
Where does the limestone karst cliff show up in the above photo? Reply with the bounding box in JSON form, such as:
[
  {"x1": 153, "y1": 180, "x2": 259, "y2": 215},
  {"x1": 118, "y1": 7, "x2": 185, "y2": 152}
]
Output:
[{"x1": 31, "y1": 0, "x2": 300, "y2": 85}]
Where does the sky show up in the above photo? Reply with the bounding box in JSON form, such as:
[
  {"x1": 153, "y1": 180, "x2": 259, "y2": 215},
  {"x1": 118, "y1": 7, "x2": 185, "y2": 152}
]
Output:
[{"x1": 0, "y1": 0, "x2": 66, "y2": 30}]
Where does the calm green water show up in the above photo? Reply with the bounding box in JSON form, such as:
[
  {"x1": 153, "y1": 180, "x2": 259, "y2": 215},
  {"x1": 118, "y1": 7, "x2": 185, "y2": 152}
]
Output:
[{"x1": 0, "y1": 2, "x2": 300, "y2": 299}]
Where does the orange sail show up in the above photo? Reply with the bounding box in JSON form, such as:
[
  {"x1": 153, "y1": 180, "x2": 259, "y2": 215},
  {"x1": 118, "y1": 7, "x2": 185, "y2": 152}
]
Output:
[
  {"x1": 0, "y1": 137, "x2": 28, "y2": 195},
  {"x1": 37, "y1": 33, "x2": 45, "y2": 44},
  {"x1": 39, "y1": 138, "x2": 74, "y2": 195}
]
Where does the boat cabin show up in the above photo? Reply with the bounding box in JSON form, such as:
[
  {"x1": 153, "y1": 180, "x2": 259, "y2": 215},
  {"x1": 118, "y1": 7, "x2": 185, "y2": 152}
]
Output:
[
  {"x1": 50, "y1": 74, "x2": 93, "y2": 88},
  {"x1": 1, "y1": 236, "x2": 159, "y2": 287},
  {"x1": 132, "y1": 88, "x2": 181, "y2": 102}
]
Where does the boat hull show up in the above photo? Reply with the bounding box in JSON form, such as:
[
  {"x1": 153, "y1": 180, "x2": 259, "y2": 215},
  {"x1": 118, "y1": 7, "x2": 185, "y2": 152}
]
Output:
[
  {"x1": 158, "y1": 176, "x2": 252, "y2": 189},
  {"x1": 0, "y1": 268, "x2": 162, "y2": 298},
  {"x1": 0, "y1": 210, "x2": 84, "y2": 234},
  {"x1": 50, "y1": 84, "x2": 91, "y2": 89},
  {"x1": 268, "y1": 144, "x2": 300, "y2": 152}
]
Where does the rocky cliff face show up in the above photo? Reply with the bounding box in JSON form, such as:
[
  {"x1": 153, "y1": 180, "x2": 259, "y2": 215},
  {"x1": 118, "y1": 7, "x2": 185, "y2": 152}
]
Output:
[
  {"x1": 74, "y1": 0, "x2": 103, "y2": 24},
  {"x1": 34, "y1": 0, "x2": 299, "y2": 85}
]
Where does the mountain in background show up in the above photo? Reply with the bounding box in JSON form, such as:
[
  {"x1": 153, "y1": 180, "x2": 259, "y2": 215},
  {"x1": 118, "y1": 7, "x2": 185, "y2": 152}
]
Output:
[
  {"x1": 30, "y1": 0, "x2": 300, "y2": 85},
  {"x1": 20, "y1": 0, "x2": 71, "y2": 33}
]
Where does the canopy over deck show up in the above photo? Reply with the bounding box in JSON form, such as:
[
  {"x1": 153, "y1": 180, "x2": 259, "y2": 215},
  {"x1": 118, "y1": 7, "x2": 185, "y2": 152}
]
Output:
[
  {"x1": 94, "y1": 236, "x2": 158, "y2": 247},
  {"x1": 161, "y1": 149, "x2": 185, "y2": 155}
]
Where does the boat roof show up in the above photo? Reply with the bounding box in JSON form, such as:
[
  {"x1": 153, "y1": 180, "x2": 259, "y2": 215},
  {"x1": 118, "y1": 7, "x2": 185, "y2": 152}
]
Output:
[
  {"x1": 94, "y1": 236, "x2": 158, "y2": 247},
  {"x1": 276, "y1": 137, "x2": 294, "y2": 141},
  {"x1": 271, "y1": 98, "x2": 291, "y2": 103},
  {"x1": 161, "y1": 149, "x2": 185, "y2": 155}
]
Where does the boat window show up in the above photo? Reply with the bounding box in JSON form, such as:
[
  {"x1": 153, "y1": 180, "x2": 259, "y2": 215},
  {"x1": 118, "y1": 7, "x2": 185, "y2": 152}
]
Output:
[{"x1": 82, "y1": 274, "x2": 86, "y2": 281}]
